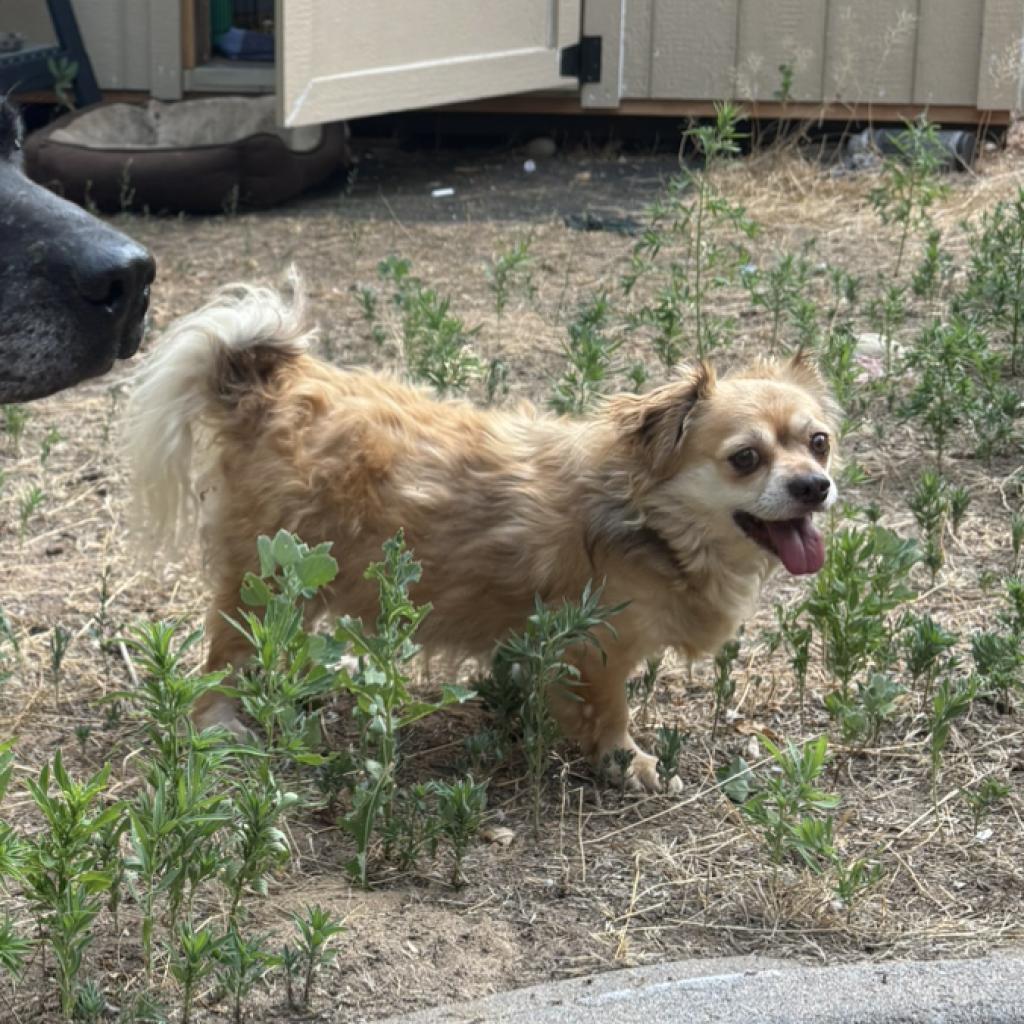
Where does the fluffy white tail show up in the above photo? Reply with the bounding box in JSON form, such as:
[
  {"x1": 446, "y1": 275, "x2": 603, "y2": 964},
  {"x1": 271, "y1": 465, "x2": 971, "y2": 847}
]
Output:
[{"x1": 126, "y1": 271, "x2": 313, "y2": 548}]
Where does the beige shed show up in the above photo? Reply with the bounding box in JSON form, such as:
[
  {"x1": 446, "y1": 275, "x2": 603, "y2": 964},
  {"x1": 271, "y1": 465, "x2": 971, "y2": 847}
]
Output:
[{"x1": 5, "y1": 1, "x2": 1024, "y2": 126}]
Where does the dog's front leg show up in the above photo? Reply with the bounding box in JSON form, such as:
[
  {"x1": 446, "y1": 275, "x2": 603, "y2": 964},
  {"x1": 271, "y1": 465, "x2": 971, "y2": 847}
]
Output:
[{"x1": 550, "y1": 646, "x2": 681, "y2": 794}]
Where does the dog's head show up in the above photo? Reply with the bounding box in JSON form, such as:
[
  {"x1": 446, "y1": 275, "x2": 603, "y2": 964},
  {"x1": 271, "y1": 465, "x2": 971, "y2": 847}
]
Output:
[
  {"x1": 609, "y1": 354, "x2": 839, "y2": 576},
  {"x1": 0, "y1": 99, "x2": 155, "y2": 402}
]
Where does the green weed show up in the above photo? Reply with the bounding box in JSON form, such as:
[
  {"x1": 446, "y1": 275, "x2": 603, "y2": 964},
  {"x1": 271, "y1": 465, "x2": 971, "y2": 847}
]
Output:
[
  {"x1": 961, "y1": 778, "x2": 1010, "y2": 832},
  {"x1": 491, "y1": 583, "x2": 623, "y2": 837},
  {"x1": 550, "y1": 292, "x2": 620, "y2": 414},
  {"x1": 330, "y1": 531, "x2": 473, "y2": 885},
  {"x1": 3, "y1": 401, "x2": 30, "y2": 450},
  {"x1": 487, "y1": 237, "x2": 534, "y2": 317},
  {"x1": 433, "y1": 774, "x2": 488, "y2": 886},
  {"x1": 624, "y1": 102, "x2": 757, "y2": 362},
  {"x1": 739, "y1": 736, "x2": 839, "y2": 871},
  {"x1": 287, "y1": 905, "x2": 344, "y2": 1009}
]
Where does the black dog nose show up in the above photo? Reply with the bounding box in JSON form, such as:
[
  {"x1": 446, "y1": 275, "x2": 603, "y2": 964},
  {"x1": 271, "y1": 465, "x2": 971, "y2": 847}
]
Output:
[
  {"x1": 788, "y1": 473, "x2": 832, "y2": 505},
  {"x1": 74, "y1": 242, "x2": 155, "y2": 316}
]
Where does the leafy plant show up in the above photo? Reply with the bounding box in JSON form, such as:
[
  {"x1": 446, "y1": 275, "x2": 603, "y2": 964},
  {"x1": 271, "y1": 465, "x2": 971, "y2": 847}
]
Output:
[
  {"x1": 2, "y1": 404, "x2": 28, "y2": 453},
  {"x1": 627, "y1": 656, "x2": 661, "y2": 722},
  {"x1": 356, "y1": 283, "x2": 377, "y2": 323},
  {"x1": 902, "y1": 316, "x2": 991, "y2": 470},
  {"x1": 126, "y1": 750, "x2": 231, "y2": 978},
  {"x1": 490, "y1": 583, "x2": 623, "y2": 836},
  {"x1": 900, "y1": 612, "x2": 958, "y2": 698},
  {"x1": 380, "y1": 781, "x2": 440, "y2": 872},
  {"x1": 802, "y1": 523, "x2": 920, "y2": 698},
  {"x1": 623, "y1": 102, "x2": 757, "y2": 361},
  {"x1": 355, "y1": 284, "x2": 386, "y2": 347},
  {"x1": 331, "y1": 531, "x2": 472, "y2": 885},
  {"x1": 230, "y1": 530, "x2": 341, "y2": 758},
  {"x1": 970, "y1": 631, "x2": 1022, "y2": 709},
  {"x1": 22, "y1": 751, "x2": 122, "y2": 1017},
  {"x1": 773, "y1": 61, "x2": 795, "y2": 103},
  {"x1": 0, "y1": 915, "x2": 30, "y2": 979},
  {"x1": 956, "y1": 187, "x2": 1024, "y2": 375},
  {"x1": 288, "y1": 905, "x2": 344, "y2": 1009},
  {"x1": 717, "y1": 754, "x2": 752, "y2": 804},
  {"x1": 40, "y1": 426, "x2": 62, "y2": 466},
  {"x1": 961, "y1": 778, "x2": 1010, "y2": 832},
  {"x1": 486, "y1": 237, "x2": 534, "y2": 317},
  {"x1": 73, "y1": 975, "x2": 105, "y2": 1023},
  {"x1": 46, "y1": 55, "x2": 79, "y2": 112},
  {"x1": 117, "y1": 621, "x2": 230, "y2": 770},
  {"x1": 654, "y1": 725, "x2": 685, "y2": 788},
  {"x1": 169, "y1": 924, "x2": 219, "y2": 1024},
  {"x1": 433, "y1": 774, "x2": 488, "y2": 886},
  {"x1": 832, "y1": 856, "x2": 884, "y2": 917},
  {"x1": 868, "y1": 117, "x2": 949, "y2": 282},
  {"x1": 215, "y1": 929, "x2": 277, "y2": 1024},
  {"x1": 908, "y1": 469, "x2": 969, "y2": 581},
  {"x1": 928, "y1": 678, "x2": 976, "y2": 796},
  {"x1": 376, "y1": 256, "x2": 481, "y2": 393},
  {"x1": 711, "y1": 636, "x2": 741, "y2": 738},
  {"x1": 864, "y1": 285, "x2": 908, "y2": 395},
  {"x1": 18, "y1": 485, "x2": 45, "y2": 541},
  {"x1": 824, "y1": 672, "x2": 904, "y2": 747},
  {"x1": 222, "y1": 766, "x2": 296, "y2": 927},
  {"x1": 739, "y1": 736, "x2": 839, "y2": 871},
  {"x1": 911, "y1": 228, "x2": 952, "y2": 300},
  {"x1": 484, "y1": 357, "x2": 510, "y2": 405},
  {"x1": 550, "y1": 292, "x2": 620, "y2": 414},
  {"x1": 743, "y1": 247, "x2": 813, "y2": 354},
  {"x1": 0, "y1": 747, "x2": 29, "y2": 981},
  {"x1": 49, "y1": 624, "x2": 71, "y2": 706}
]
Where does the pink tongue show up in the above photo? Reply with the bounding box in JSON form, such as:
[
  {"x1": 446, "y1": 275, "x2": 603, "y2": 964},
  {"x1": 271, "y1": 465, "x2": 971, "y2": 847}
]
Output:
[{"x1": 765, "y1": 518, "x2": 825, "y2": 575}]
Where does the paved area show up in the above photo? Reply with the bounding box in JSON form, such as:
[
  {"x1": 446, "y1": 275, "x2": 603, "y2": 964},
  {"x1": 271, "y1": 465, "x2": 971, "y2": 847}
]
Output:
[{"x1": 374, "y1": 955, "x2": 1024, "y2": 1023}]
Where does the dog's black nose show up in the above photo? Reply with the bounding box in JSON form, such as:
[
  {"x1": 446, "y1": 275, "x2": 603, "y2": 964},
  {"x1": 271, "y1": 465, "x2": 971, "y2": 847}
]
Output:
[
  {"x1": 788, "y1": 473, "x2": 832, "y2": 506},
  {"x1": 72, "y1": 240, "x2": 155, "y2": 360},
  {"x1": 74, "y1": 242, "x2": 154, "y2": 314}
]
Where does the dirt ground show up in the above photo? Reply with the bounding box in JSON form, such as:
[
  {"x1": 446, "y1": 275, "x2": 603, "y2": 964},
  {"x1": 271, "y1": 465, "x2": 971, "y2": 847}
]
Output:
[{"x1": 2, "y1": 132, "x2": 1024, "y2": 1023}]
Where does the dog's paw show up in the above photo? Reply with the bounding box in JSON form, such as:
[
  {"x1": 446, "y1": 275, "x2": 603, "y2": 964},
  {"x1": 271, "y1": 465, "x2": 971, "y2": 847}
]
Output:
[
  {"x1": 597, "y1": 743, "x2": 681, "y2": 795},
  {"x1": 192, "y1": 701, "x2": 254, "y2": 742},
  {"x1": 627, "y1": 751, "x2": 684, "y2": 795}
]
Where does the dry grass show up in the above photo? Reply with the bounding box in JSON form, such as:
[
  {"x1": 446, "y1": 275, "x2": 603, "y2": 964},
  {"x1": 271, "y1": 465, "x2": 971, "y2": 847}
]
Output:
[{"x1": 2, "y1": 141, "x2": 1024, "y2": 1022}]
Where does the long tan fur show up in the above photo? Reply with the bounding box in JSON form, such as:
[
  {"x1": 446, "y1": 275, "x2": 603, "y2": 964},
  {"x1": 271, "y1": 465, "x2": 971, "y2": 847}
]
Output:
[{"x1": 127, "y1": 279, "x2": 839, "y2": 792}]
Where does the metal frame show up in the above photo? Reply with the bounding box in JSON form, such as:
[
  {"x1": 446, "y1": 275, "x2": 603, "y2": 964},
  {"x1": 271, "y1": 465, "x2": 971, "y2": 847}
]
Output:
[{"x1": 0, "y1": 0, "x2": 101, "y2": 106}]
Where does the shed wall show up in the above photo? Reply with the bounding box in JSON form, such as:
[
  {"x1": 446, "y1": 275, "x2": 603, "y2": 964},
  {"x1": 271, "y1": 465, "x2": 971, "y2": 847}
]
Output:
[
  {"x1": 622, "y1": 0, "x2": 1024, "y2": 111},
  {"x1": 26, "y1": 0, "x2": 1024, "y2": 113}
]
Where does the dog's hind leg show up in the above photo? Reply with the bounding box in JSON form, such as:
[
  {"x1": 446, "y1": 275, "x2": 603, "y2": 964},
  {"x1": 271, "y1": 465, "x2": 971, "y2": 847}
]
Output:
[
  {"x1": 551, "y1": 645, "x2": 682, "y2": 794},
  {"x1": 192, "y1": 585, "x2": 255, "y2": 737}
]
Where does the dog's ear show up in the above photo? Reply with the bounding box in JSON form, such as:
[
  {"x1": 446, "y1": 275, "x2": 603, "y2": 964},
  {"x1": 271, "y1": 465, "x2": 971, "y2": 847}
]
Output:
[
  {"x1": 608, "y1": 362, "x2": 715, "y2": 474},
  {"x1": 783, "y1": 349, "x2": 829, "y2": 395},
  {"x1": 783, "y1": 349, "x2": 842, "y2": 432}
]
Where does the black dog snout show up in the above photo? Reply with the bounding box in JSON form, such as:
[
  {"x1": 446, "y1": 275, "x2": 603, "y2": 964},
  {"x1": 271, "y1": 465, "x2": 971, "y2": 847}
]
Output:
[{"x1": 787, "y1": 473, "x2": 831, "y2": 506}]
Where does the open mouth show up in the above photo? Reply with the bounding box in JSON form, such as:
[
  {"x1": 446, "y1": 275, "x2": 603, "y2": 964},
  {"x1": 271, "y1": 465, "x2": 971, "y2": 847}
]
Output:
[{"x1": 733, "y1": 511, "x2": 825, "y2": 575}]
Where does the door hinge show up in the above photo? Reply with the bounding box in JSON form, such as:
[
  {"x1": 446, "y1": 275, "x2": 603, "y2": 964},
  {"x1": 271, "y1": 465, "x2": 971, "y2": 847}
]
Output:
[{"x1": 560, "y1": 35, "x2": 602, "y2": 84}]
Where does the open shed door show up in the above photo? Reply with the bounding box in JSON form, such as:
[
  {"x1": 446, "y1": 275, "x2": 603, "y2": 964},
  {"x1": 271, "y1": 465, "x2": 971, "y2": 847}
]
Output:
[{"x1": 277, "y1": 0, "x2": 583, "y2": 127}]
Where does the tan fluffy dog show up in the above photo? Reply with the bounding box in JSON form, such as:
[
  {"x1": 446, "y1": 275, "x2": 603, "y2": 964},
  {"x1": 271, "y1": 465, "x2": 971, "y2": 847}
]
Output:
[{"x1": 127, "y1": 281, "x2": 839, "y2": 791}]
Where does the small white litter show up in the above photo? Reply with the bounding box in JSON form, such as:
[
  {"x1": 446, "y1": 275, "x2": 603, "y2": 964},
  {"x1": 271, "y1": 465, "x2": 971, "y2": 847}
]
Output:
[{"x1": 431, "y1": 186, "x2": 455, "y2": 198}]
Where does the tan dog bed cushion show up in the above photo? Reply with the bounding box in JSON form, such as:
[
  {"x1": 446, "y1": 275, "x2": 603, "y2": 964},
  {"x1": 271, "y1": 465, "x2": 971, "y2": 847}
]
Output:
[{"x1": 24, "y1": 96, "x2": 349, "y2": 213}]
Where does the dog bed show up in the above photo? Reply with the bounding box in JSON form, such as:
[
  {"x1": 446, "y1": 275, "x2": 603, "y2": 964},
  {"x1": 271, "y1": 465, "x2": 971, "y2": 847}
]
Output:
[{"x1": 24, "y1": 96, "x2": 349, "y2": 213}]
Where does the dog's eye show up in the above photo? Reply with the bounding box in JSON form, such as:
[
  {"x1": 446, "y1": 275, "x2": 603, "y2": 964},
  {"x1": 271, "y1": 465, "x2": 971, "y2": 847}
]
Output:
[
  {"x1": 810, "y1": 432, "x2": 830, "y2": 456},
  {"x1": 729, "y1": 447, "x2": 760, "y2": 473}
]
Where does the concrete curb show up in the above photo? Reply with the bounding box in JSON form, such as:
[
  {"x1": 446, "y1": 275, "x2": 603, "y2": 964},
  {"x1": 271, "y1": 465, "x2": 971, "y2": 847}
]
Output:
[{"x1": 374, "y1": 954, "x2": 1024, "y2": 1023}]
